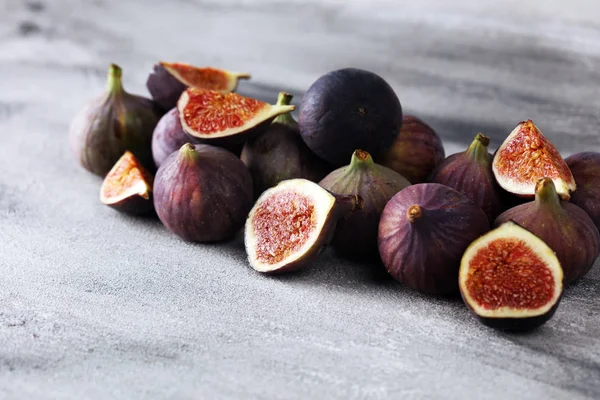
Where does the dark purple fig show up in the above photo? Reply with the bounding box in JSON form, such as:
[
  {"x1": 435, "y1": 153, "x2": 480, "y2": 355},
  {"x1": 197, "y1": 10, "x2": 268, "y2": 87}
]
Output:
[
  {"x1": 153, "y1": 143, "x2": 253, "y2": 242},
  {"x1": 429, "y1": 133, "x2": 502, "y2": 223},
  {"x1": 319, "y1": 149, "x2": 410, "y2": 261},
  {"x1": 100, "y1": 151, "x2": 154, "y2": 215},
  {"x1": 240, "y1": 92, "x2": 332, "y2": 197},
  {"x1": 459, "y1": 221, "x2": 563, "y2": 331},
  {"x1": 299, "y1": 68, "x2": 402, "y2": 166},
  {"x1": 494, "y1": 177, "x2": 600, "y2": 284},
  {"x1": 378, "y1": 183, "x2": 490, "y2": 294},
  {"x1": 379, "y1": 115, "x2": 445, "y2": 184},
  {"x1": 565, "y1": 152, "x2": 600, "y2": 232},
  {"x1": 151, "y1": 108, "x2": 199, "y2": 168},
  {"x1": 69, "y1": 64, "x2": 161, "y2": 176},
  {"x1": 146, "y1": 63, "x2": 187, "y2": 113},
  {"x1": 245, "y1": 179, "x2": 363, "y2": 273}
]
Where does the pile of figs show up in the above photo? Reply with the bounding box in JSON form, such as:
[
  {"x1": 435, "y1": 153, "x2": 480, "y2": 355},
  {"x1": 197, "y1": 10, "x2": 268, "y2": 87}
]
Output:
[{"x1": 70, "y1": 61, "x2": 600, "y2": 332}]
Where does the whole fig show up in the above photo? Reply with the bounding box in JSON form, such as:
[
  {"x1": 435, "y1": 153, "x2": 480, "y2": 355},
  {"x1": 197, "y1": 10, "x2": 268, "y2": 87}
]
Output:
[
  {"x1": 566, "y1": 152, "x2": 600, "y2": 232},
  {"x1": 241, "y1": 92, "x2": 332, "y2": 197},
  {"x1": 494, "y1": 177, "x2": 600, "y2": 284},
  {"x1": 69, "y1": 64, "x2": 161, "y2": 176},
  {"x1": 319, "y1": 149, "x2": 410, "y2": 260},
  {"x1": 154, "y1": 143, "x2": 253, "y2": 242},
  {"x1": 429, "y1": 133, "x2": 502, "y2": 222},
  {"x1": 152, "y1": 108, "x2": 197, "y2": 168}
]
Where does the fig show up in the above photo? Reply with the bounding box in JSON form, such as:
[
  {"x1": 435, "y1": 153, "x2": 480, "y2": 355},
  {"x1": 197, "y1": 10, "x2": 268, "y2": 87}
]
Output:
[
  {"x1": 153, "y1": 143, "x2": 253, "y2": 242},
  {"x1": 319, "y1": 149, "x2": 410, "y2": 260},
  {"x1": 494, "y1": 177, "x2": 600, "y2": 284},
  {"x1": 565, "y1": 152, "x2": 600, "y2": 232},
  {"x1": 378, "y1": 183, "x2": 490, "y2": 294},
  {"x1": 100, "y1": 151, "x2": 154, "y2": 215},
  {"x1": 298, "y1": 68, "x2": 402, "y2": 166},
  {"x1": 492, "y1": 120, "x2": 576, "y2": 200},
  {"x1": 69, "y1": 64, "x2": 161, "y2": 176},
  {"x1": 429, "y1": 133, "x2": 502, "y2": 222},
  {"x1": 379, "y1": 115, "x2": 445, "y2": 184},
  {"x1": 245, "y1": 179, "x2": 363, "y2": 273},
  {"x1": 146, "y1": 62, "x2": 250, "y2": 112},
  {"x1": 240, "y1": 92, "x2": 332, "y2": 197},
  {"x1": 459, "y1": 221, "x2": 563, "y2": 331},
  {"x1": 151, "y1": 108, "x2": 198, "y2": 168},
  {"x1": 178, "y1": 88, "x2": 295, "y2": 146}
]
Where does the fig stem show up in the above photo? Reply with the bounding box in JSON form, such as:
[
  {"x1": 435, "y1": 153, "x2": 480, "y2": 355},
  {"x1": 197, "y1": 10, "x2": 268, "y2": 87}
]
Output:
[
  {"x1": 178, "y1": 143, "x2": 198, "y2": 160},
  {"x1": 107, "y1": 63, "x2": 124, "y2": 93},
  {"x1": 350, "y1": 149, "x2": 375, "y2": 169},
  {"x1": 407, "y1": 205, "x2": 422, "y2": 223},
  {"x1": 272, "y1": 92, "x2": 298, "y2": 127},
  {"x1": 466, "y1": 133, "x2": 490, "y2": 162},
  {"x1": 535, "y1": 177, "x2": 562, "y2": 209}
]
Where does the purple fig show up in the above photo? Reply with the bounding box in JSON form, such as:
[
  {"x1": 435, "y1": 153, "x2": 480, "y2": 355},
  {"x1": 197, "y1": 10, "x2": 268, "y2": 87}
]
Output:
[
  {"x1": 151, "y1": 108, "x2": 198, "y2": 168},
  {"x1": 319, "y1": 149, "x2": 410, "y2": 260},
  {"x1": 494, "y1": 177, "x2": 600, "y2": 284},
  {"x1": 429, "y1": 133, "x2": 503, "y2": 223},
  {"x1": 153, "y1": 143, "x2": 253, "y2": 242},
  {"x1": 240, "y1": 92, "x2": 332, "y2": 197},
  {"x1": 565, "y1": 152, "x2": 600, "y2": 232},
  {"x1": 69, "y1": 64, "x2": 161, "y2": 176},
  {"x1": 378, "y1": 183, "x2": 490, "y2": 294}
]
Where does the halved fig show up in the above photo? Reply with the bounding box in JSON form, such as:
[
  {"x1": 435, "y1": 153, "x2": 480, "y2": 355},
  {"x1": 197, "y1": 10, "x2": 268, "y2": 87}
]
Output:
[
  {"x1": 244, "y1": 179, "x2": 363, "y2": 273},
  {"x1": 100, "y1": 151, "x2": 154, "y2": 215},
  {"x1": 459, "y1": 221, "x2": 563, "y2": 331},
  {"x1": 492, "y1": 120, "x2": 576, "y2": 200},
  {"x1": 178, "y1": 88, "x2": 295, "y2": 145}
]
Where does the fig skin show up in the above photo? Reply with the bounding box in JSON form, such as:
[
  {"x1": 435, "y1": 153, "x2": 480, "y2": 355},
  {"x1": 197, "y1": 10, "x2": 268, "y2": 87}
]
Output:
[
  {"x1": 152, "y1": 108, "x2": 199, "y2": 168},
  {"x1": 241, "y1": 92, "x2": 332, "y2": 197},
  {"x1": 459, "y1": 221, "x2": 563, "y2": 331},
  {"x1": 378, "y1": 183, "x2": 490, "y2": 294},
  {"x1": 153, "y1": 143, "x2": 253, "y2": 242},
  {"x1": 379, "y1": 115, "x2": 445, "y2": 184},
  {"x1": 70, "y1": 64, "x2": 161, "y2": 176},
  {"x1": 565, "y1": 152, "x2": 600, "y2": 232},
  {"x1": 245, "y1": 179, "x2": 363, "y2": 273},
  {"x1": 494, "y1": 177, "x2": 600, "y2": 284},
  {"x1": 429, "y1": 133, "x2": 503, "y2": 223},
  {"x1": 146, "y1": 63, "x2": 187, "y2": 113},
  {"x1": 299, "y1": 68, "x2": 402, "y2": 167},
  {"x1": 319, "y1": 149, "x2": 410, "y2": 261}
]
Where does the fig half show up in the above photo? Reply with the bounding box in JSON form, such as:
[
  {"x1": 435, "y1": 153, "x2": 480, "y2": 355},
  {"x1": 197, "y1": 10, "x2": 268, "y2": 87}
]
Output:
[
  {"x1": 245, "y1": 179, "x2": 363, "y2": 273},
  {"x1": 319, "y1": 149, "x2": 410, "y2": 260},
  {"x1": 178, "y1": 88, "x2": 295, "y2": 146},
  {"x1": 146, "y1": 62, "x2": 250, "y2": 112},
  {"x1": 494, "y1": 177, "x2": 600, "y2": 284},
  {"x1": 100, "y1": 151, "x2": 154, "y2": 215},
  {"x1": 378, "y1": 183, "x2": 490, "y2": 294},
  {"x1": 240, "y1": 92, "x2": 332, "y2": 197},
  {"x1": 379, "y1": 115, "x2": 445, "y2": 184},
  {"x1": 492, "y1": 120, "x2": 576, "y2": 200},
  {"x1": 459, "y1": 221, "x2": 563, "y2": 331},
  {"x1": 566, "y1": 152, "x2": 600, "y2": 232},
  {"x1": 429, "y1": 133, "x2": 503, "y2": 222}
]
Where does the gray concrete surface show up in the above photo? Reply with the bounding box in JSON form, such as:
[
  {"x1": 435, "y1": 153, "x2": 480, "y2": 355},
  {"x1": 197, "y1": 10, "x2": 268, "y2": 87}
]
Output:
[{"x1": 1, "y1": 0, "x2": 600, "y2": 398}]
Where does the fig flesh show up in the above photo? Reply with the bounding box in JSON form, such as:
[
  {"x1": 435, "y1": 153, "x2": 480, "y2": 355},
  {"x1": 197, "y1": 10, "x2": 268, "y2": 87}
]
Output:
[
  {"x1": 100, "y1": 151, "x2": 154, "y2": 215},
  {"x1": 299, "y1": 68, "x2": 402, "y2": 166},
  {"x1": 240, "y1": 92, "x2": 332, "y2": 197},
  {"x1": 245, "y1": 179, "x2": 363, "y2": 273},
  {"x1": 566, "y1": 152, "x2": 600, "y2": 232},
  {"x1": 153, "y1": 143, "x2": 253, "y2": 242},
  {"x1": 379, "y1": 115, "x2": 445, "y2": 184},
  {"x1": 378, "y1": 183, "x2": 490, "y2": 294},
  {"x1": 492, "y1": 120, "x2": 576, "y2": 200},
  {"x1": 319, "y1": 149, "x2": 410, "y2": 260},
  {"x1": 70, "y1": 64, "x2": 161, "y2": 176},
  {"x1": 178, "y1": 88, "x2": 295, "y2": 145},
  {"x1": 459, "y1": 221, "x2": 563, "y2": 331},
  {"x1": 151, "y1": 108, "x2": 197, "y2": 168},
  {"x1": 146, "y1": 62, "x2": 250, "y2": 112},
  {"x1": 494, "y1": 177, "x2": 600, "y2": 284},
  {"x1": 429, "y1": 133, "x2": 502, "y2": 222}
]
